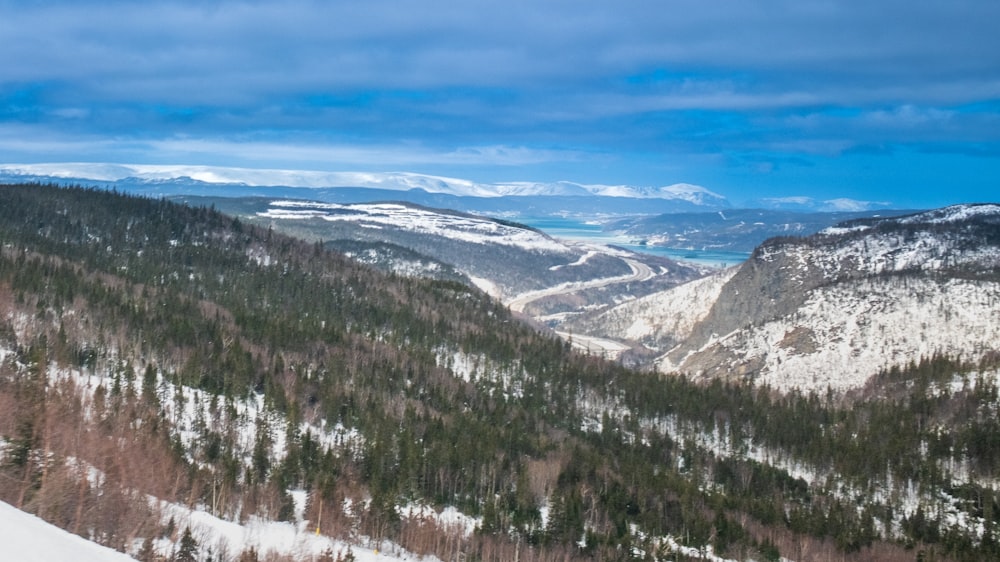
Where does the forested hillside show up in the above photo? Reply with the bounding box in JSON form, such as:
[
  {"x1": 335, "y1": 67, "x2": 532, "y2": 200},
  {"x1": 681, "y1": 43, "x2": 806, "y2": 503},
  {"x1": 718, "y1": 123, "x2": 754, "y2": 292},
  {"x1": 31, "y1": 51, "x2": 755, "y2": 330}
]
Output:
[{"x1": 0, "y1": 184, "x2": 997, "y2": 561}]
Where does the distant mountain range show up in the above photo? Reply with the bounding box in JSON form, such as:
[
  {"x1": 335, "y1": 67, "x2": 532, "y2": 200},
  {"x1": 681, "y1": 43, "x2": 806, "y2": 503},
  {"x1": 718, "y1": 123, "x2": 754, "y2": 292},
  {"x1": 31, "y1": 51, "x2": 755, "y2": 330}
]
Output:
[
  {"x1": 0, "y1": 162, "x2": 725, "y2": 200},
  {"x1": 605, "y1": 208, "x2": 917, "y2": 253},
  {"x1": 0, "y1": 162, "x2": 893, "y2": 215}
]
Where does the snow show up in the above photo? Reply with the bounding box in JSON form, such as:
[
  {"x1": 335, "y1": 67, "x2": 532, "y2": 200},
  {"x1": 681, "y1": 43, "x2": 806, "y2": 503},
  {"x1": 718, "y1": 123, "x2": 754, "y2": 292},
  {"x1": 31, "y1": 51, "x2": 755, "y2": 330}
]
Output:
[
  {"x1": 436, "y1": 348, "x2": 526, "y2": 398},
  {"x1": 491, "y1": 180, "x2": 593, "y2": 197},
  {"x1": 570, "y1": 266, "x2": 737, "y2": 346},
  {"x1": 820, "y1": 224, "x2": 872, "y2": 236},
  {"x1": 548, "y1": 249, "x2": 599, "y2": 270},
  {"x1": 467, "y1": 275, "x2": 501, "y2": 298},
  {"x1": 257, "y1": 200, "x2": 570, "y2": 252},
  {"x1": 896, "y1": 203, "x2": 1000, "y2": 225},
  {"x1": 15, "y1": 355, "x2": 463, "y2": 562},
  {"x1": 0, "y1": 500, "x2": 137, "y2": 562},
  {"x1": 660, "y1": 278, "x2": 1000, "y2": 392},
  {"x1": 556, "y1": 331, "x2": 631, "y2": 358},
  {"x1": 0, "y1": 163, "x2": 731, "y2": 203},
  {"x1": 822, "y1": 197, "x2": 884, "y2": 212},
  {"x1": 398, "y1": 504, "x2": 480, "y2": 537},
  {"x1": 653, "y1": 208, "x2": 1000, "y2": 392},
  {"x1": 757, "y1": 196, "x2": 892, "y2": 212},
  {"x1": 153, "y1": 499, "x2": 428, "y2": 562},
  {"x1": 661, "y1": 276, "x2": 1000, "y2": 393},
  {"x1": 821, "y1": 204, "x2": 1000, "y2": 236},
  {"x1": 507, "y1": 256, "x2": 655, "y2": 313}
]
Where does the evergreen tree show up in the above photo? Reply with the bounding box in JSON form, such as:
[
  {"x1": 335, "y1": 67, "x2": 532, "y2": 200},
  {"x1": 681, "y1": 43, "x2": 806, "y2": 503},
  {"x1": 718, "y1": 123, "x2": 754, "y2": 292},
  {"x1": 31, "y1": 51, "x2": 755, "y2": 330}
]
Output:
[{"x1": 175, "y1": 526, "x2": 198, "y2": 562}]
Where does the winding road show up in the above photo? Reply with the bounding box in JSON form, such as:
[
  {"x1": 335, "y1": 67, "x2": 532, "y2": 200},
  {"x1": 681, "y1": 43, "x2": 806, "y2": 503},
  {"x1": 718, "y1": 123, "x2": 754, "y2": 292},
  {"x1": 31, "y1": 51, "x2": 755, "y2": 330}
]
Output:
[{"x1": 506, "y1": 257, "x2": 655, "y2": 314}]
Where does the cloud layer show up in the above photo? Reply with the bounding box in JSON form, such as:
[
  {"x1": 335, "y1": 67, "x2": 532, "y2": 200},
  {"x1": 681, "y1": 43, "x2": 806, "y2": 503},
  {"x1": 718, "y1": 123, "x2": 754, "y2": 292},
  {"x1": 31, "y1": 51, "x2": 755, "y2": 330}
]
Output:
[{"x1": 1, "y1": 0, "x2": 998, "y2": 206}]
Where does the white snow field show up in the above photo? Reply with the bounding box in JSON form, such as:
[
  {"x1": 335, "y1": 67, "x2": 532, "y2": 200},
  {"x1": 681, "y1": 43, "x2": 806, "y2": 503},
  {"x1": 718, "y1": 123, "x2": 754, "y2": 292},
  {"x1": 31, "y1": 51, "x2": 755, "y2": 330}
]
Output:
[{"x1": 0, "y1": 499, "x2": 137, "y2": 562}]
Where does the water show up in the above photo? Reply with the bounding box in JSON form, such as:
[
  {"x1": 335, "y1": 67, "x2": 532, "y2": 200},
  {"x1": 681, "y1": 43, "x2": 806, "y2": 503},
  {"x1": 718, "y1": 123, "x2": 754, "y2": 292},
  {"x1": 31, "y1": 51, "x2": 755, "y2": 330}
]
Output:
[{"x1": 517, "y1": 216, "x2": 749, "y2": 269}]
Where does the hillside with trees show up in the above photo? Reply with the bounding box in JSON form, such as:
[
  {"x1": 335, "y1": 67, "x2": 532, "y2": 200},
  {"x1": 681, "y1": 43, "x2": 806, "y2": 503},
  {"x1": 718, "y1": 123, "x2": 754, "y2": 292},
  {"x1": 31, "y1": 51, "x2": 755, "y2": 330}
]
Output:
[{"x1": 0, "y1": 183, "x2": 997, "y2": 561}]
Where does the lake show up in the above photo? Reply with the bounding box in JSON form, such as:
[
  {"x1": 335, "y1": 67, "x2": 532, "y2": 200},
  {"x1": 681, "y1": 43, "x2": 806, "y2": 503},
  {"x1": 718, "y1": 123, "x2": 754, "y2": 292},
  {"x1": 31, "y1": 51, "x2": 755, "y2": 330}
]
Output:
[{"x1": 517, "y1": 216, "x2": 750, "y2": 269}]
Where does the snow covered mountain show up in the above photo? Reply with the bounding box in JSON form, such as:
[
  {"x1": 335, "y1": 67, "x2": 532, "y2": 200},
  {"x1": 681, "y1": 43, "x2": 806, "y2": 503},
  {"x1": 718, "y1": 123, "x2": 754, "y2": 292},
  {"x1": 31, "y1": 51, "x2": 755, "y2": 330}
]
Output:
[
  {"x1": 3, "y1": 183, "x2": 999, "y2": 561},
  {"x1": 569, "y1": 204, "x2": 1000, "y2": 391},
  {"x1": 203, "y1": 197, "x2": 707, "y2": 335},
  {"x1": 605, "y1": 208, "x2": 915, "y2": 253},
  {"x1": 744, "y1": 196, "x2": 894, "y2": 212},
  {"x1": 0, "y1": 162, "x2": 728, "y2": 204}
]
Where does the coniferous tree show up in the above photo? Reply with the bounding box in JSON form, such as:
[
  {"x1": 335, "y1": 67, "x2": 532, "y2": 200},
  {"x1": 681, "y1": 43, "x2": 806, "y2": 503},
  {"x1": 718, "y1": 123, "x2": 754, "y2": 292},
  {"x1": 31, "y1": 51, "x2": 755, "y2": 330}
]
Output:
[{"x1": 175, "y1": 526, "x2": 198, "y2": 562}]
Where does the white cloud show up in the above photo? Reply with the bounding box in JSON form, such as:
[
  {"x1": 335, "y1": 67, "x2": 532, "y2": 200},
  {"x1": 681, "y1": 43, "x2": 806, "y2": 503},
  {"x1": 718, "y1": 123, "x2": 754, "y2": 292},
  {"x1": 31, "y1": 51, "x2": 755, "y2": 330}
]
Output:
[
  {"x1": 1, "y1": 0, "x2": 998, "y2": 208},
  {"x1": 144, "y1": 139, "x2": 585, "y2": 168}
]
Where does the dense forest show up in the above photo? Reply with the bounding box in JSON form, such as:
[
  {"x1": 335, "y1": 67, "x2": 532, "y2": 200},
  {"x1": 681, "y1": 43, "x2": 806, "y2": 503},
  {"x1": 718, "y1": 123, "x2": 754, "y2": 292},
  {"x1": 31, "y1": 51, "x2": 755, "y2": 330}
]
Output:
[{"x1": 0, "y1": 184, "x2": 997, "y2": 561}]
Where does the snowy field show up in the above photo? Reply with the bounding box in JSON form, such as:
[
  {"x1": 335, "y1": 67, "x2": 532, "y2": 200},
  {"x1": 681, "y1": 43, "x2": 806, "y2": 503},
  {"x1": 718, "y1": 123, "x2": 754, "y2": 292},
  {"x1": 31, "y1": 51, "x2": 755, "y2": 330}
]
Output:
[{"x1": 0, "y1": 500, "x2": 137, "y2": 562}]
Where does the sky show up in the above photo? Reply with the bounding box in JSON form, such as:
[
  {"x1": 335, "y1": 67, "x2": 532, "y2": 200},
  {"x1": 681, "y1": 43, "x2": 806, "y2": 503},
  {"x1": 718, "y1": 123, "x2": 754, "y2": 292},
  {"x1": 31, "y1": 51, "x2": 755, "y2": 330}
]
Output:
[{"x1": 1, "y1": 0, "x2": 998, "y2": 209}]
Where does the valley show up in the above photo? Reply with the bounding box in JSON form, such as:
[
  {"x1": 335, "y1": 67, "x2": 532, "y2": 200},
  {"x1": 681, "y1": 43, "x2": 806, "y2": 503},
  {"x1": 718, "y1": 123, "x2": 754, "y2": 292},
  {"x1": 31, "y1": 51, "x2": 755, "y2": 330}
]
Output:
[
  {"x1": 5, "y1": 0, "x2": 998, "y2": 559},
  {"x1": 0, "y1": 183, "x2": 997, "y2": 562},
  {"x1": 198, "y1": 197, "x2": 709, "y2": 335}
]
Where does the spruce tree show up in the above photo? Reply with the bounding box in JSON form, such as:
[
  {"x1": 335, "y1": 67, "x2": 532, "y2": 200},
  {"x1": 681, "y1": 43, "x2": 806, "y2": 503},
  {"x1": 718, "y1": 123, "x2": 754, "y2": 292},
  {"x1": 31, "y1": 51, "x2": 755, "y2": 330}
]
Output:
[{"x1": 175, "y1": 526, "x2": 198, "y2": 562}]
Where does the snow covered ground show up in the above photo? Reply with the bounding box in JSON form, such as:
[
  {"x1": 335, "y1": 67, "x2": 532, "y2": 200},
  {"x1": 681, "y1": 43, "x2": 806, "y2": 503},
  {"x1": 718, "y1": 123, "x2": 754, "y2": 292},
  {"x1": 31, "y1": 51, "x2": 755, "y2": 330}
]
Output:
[
  {"x1": 506, "y1": 257, "x2": 655, "y2": 314},
  {"x1": 0, "y1": 495, "x2": 430, "y2": 562},
  {"x1": 0, "y1": 499, "x2": 137, "y2": 562},
  {"x1": 569, "y1": 266, "x2": 737, "y2": 347},
  {"x1": 258, "y1": 200, "x2": 571, "y2": 252},
  {"x1": 31, "y1": 355, "x2": 457, "y2": 562},
  {"x1": 729, "y1": 277, "x2": 1000, "y2": 392},
  {"x1": 152, "y1": 498, "x2": 429, "y2": 562}
]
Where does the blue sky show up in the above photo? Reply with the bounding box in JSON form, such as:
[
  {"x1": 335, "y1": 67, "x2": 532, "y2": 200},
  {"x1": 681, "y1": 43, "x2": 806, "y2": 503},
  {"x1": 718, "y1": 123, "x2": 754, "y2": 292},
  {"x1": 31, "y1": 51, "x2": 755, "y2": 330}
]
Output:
[{"x1": 1, "y1": 0, "x2": 998, "y2": 208}]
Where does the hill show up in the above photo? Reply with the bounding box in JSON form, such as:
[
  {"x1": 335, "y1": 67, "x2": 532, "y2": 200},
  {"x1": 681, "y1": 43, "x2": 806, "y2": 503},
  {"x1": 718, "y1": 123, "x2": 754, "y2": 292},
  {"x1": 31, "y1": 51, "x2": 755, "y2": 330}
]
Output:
[
  {"x1": 568, "y1": 204, "x2": 1000, "y2": 392},
  {"x1": 0, "y1": 184, "x2": 998, "y2": 561},
  {"x1": 604, "y1": 208, "x2": 915, "y2": 253},
  {"x1": 662, "y1": 204, "x2": 1000, "y2": 391}
]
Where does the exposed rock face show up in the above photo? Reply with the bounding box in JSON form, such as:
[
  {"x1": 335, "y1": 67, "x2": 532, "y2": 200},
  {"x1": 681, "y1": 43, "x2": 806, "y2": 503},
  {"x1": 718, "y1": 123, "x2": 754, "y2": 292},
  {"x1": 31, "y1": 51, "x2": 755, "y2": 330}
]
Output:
[
  {"x1": 619, "y1": 204, "x2": 1000, "y2": 392},
  {"x1": 562, "y1": 267, "x2": 736, "y2": 352}
]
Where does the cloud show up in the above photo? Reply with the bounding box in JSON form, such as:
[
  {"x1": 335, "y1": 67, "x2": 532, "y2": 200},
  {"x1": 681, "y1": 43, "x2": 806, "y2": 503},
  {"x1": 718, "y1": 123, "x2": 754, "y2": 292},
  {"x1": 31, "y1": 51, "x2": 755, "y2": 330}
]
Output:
[
  {"x1": 755, "y1": 196, "x2": 893, "y2": 212},
  {"x1": 0, "y1": 121, "x2": 584, "y2": 169},
  {"x1": 0, "y1": 0, "x2": 998, "y2": 206},
  {"x1": 4, "y1": 1, "x2": 998, "y2": 104}
]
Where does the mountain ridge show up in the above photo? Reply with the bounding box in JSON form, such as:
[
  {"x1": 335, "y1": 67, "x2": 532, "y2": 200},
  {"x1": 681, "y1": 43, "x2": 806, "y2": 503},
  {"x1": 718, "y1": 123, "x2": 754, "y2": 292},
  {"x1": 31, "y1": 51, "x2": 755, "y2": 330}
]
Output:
[
  {"x1": 1, "y1": 185, "x2": 999, "y2": 560},
  {"x1": 1, "y1": 162, "x2": 905, "y2": 215},
  {"x1": 570, "y1": 204, "x2": 1000, "y2": 391},
  {"x1": 0, "y1": 162, "x2": 728, "y2": 203}
]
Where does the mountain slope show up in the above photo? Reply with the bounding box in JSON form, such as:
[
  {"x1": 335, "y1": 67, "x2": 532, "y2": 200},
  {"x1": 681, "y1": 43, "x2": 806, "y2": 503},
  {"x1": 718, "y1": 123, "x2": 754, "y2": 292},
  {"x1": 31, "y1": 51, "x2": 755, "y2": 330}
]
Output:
[
  {"x1": 197, "y1": 197, "x2": 708, "y2": 328},
  {"x1": 2, "y1": 185, "x2": 999, "y2": 561},
  {"x1": 562, "y1": 266, "x2": 738, "y2": 360},
  {"x1": 658, "y1": 204, "x2": 1000, "y2": 391},
  {"x1": 605, "y1": 208, "x2": 915, "y2": 253},
  {"x1": 0, "y1": 183, "x2": 758, "y2": 560}
]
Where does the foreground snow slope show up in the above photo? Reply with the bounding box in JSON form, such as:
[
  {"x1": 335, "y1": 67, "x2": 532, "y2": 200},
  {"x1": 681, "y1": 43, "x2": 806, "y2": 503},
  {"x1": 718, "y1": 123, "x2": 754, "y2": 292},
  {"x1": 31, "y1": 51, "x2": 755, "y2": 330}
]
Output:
[{"x1": 0, "y1": 500, "x2": 137, "y2": 562}]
